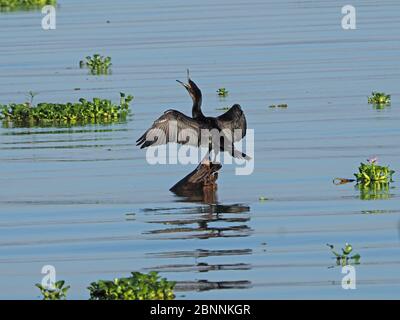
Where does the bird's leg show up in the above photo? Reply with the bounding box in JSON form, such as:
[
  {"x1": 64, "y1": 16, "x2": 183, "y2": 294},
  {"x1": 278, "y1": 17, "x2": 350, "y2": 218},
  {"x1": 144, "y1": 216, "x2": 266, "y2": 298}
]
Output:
[
  {"x1": 208, "y1": 137, "x2": 212, "y2": 164},
  {"x1": 199, "y1": 137, "x2": 212, "y2": 167},
  {"x1": 212, "y1": 150, "x2": 218, "y2": 163}
]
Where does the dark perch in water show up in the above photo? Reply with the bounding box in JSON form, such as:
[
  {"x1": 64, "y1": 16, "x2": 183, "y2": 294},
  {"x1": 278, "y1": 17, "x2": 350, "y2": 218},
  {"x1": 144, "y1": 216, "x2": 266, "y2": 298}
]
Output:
[
  {"x1": 136, "y1": 71, "x2": 248, "y2": 199},
  {"x1": 170, "y1": 162, "x2": 222, "y2": 203}
]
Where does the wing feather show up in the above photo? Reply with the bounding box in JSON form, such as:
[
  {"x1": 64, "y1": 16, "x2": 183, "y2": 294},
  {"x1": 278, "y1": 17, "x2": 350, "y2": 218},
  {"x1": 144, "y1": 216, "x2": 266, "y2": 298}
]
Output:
[
  {"x1": 136, "y1": 110, "x2": 201, "y2": 149},
  {"x1": 216, "y1": 104, "x2": 247, "y2": 142}
]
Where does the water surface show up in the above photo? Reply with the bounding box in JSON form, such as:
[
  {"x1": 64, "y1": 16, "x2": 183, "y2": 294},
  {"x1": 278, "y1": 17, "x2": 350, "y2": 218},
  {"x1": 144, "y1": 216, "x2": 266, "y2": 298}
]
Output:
[{"x1": 1, "y1": 0, "x2": 400, "y2": 299}]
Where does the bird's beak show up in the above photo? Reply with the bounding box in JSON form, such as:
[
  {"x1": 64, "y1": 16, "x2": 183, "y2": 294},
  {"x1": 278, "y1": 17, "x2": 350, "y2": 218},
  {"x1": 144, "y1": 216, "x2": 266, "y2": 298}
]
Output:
[{"x1": 176, "y1": 79, "x2": 190, "y2": 91}]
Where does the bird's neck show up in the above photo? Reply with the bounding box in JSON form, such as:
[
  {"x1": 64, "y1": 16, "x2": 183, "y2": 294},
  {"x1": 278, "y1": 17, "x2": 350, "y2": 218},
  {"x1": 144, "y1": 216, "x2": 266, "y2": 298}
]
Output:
[{"x1": 192, "y1": 96, "x2": 205, "y2": 119}]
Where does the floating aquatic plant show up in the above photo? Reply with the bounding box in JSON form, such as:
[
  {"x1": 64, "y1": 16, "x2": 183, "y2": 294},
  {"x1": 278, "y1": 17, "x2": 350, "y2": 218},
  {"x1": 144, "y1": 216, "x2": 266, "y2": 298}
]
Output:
[
  {"x1": 269, "y1": 104, "x2": 288, "y2": 108},
  {"x1": 354, "y1": 158, "x2": 394, "y2": 184},
  {"x1": 361, "y1": 209, "x2": 390, "y2": 215},
  {"x1": 88, "y1": 271, "x2": 176, "y2": 300},
  {"x1": 0, "y1": 0, "x2": 55, "y2": 11},
  {"x1": 368, "y1": 92, "x2": 391, "y2": 106},
  {"x1": 333, "y1": 158, "x2": 394, "y2": 200},
  {"x1": 217, "y1": 88, "x2": 229, "y2": 97},
  {"x1": 216, "y1": 106, "x2": 230, "y2": 111},
  {"x1": 80, "y1": 54, "x2": 112, "y2": 75},
  {"x1": 35, "y1": 280, "x2": 70, "y2": 300},
  {"x1": 327, "y1": 243, "x2": 361, "y2": 266},
  {"x1": 0, "y1": 92, "x2": 133, "y2": 127}
]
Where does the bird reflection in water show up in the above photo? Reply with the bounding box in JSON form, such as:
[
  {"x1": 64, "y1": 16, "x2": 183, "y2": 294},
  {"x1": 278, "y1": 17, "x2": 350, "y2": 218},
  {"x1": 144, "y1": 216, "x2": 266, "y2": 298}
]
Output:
[
  {"x1": 137, "y1": 188, "x2": 252, "y2": 292},
  {"x1": 143, "y1": 202, "x2": 251, "y2": 240}
]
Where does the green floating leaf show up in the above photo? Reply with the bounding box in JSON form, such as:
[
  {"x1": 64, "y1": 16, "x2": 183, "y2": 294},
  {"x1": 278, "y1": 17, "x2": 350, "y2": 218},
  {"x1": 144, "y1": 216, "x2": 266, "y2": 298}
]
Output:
[
  {"x1": 0, "y1": 93, "x2": 134, "y2": 128},
  {"x1": 82, "y1": 54, "x2": 112, "y2": 75},
  {"x1": 0, "y1": 0, "x2": 56, "y2": 12},
  {"x1": 368, "y1": 91, "x2": 391, "y2": 106},
  {"x1": 328, "y1": 243, "x2": 361, "y2": 266},
  {"x1": 35, "y1": 280, "x2": 69, "y2": 300},
  {"x1": 217, "y1": 88, "x2": 229, "y2": 97},
  {"x1": 216, "y1": 106, "x2": 230, "y2": 111},
  {"x1": 269, "y1": 103, "x2": 288, "y2": 109},
  {"x1": 342, "y1": 243, "x2": 353, "y2": 255},
  {"x1": 354, "y1": 160, "x2": 394, "y2": 184},
  {"x1": 88, "y1": 271, "x2": 176, "y2": 300}
]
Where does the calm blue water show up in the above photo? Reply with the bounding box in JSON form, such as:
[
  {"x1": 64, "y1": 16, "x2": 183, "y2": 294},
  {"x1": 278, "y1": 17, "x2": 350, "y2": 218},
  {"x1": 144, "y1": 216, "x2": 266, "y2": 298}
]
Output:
[{"x1": 0, "y1": 0, "x2": 399, "y2": 299}]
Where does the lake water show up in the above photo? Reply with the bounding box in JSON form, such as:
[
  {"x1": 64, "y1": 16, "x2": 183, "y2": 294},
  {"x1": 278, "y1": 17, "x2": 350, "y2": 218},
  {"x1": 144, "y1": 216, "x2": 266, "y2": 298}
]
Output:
[{"x1": 0, "y1": 0, "x2": 399, "y2": 299}]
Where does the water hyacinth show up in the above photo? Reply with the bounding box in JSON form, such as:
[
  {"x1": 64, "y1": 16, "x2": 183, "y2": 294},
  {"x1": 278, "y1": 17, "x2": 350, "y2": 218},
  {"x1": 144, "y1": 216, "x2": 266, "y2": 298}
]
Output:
[
  {"x1": 88, "y1": 271, "x2": 176, "y2": 300},
  {"x1": 354, "y1": 158, "x2": 395, "y2": 184},
  {"x1": 0, "y1": 0, "x2": 55, "y2": 11},
  {"x1": 327, "y1": 243, "x2": 361, "y2": 266},
  {"x1": 269, "y1": 104, "x2": 288, "y2": 108},
  {"x1": 80, "y1": 54, "x2": 112, "y2": 75},
  {"x1": 35, "y1": 280, "x2": 70, "y2": 300},
  {"x1": 216, "y1": 106, "x2": 230, "y2": 111},
  {"x1": 0, "y1": 92, "x2": 133, "y2": 127},
  {"x1": 217, "y1": 87, "x2": 229, "y2": 97},
  {"x1": 368, "y1": 92, "x2": 391, "y2": 106}
]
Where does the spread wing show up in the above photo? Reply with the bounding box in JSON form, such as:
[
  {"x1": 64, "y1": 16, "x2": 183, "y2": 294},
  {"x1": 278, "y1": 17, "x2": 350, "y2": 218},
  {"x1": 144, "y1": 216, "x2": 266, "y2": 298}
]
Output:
[
  {"x1": 136, "y1": 110, "x2": 201, "y2": 149},
  {"x1": 216, "y1": 104, "x2": 247, "y2": 142},
  {"x1": 213, "y1": 129, "x2": 251, "y2": 160}
]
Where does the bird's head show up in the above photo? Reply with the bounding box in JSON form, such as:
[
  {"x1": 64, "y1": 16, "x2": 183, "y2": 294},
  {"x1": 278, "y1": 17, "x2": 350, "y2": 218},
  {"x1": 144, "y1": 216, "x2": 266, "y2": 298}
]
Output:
[{"x1": 176, "y1": 69, "x2": 202, "y2": 106}]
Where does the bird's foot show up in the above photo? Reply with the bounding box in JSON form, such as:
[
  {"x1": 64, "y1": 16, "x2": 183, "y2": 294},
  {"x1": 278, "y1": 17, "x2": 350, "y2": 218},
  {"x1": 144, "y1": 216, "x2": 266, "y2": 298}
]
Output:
[{"x1": 201, "y1": 158, "x2": 211, "y2": 166}]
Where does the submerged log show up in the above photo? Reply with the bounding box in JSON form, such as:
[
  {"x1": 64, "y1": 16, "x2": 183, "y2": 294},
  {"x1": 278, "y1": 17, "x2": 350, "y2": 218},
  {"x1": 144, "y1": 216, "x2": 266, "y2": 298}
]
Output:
[{"x1": 170, "y1": 161, "x2": 222, "y2": 203}]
